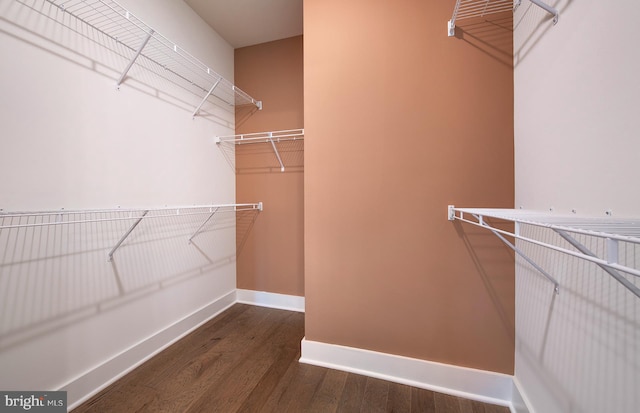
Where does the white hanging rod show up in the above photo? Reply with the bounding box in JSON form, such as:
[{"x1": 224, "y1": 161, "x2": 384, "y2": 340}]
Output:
[
  {"x1": 40, "y1": 0, "x2": 261, "y2": 113},
  {"x1": 448, "y1": 206, "x2": 640, "y2": 299},
  {"x1": 448, "y1": 0, "x2": 558, "y2": 37},
  {"x1": 0, "y1": 203, "x2": 263, "y2": 230},
  {"x1": 216, "y1": 129, "x2": 304, "y2": 172}
]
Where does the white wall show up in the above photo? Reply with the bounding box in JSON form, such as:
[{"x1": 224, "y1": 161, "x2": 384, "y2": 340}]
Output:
[
  {"x1": 514, "y1": 1, "x2": 640, "y2": 412},
  {"x1": 0, "y1": 0, "x2": 241, "y2": 406}
]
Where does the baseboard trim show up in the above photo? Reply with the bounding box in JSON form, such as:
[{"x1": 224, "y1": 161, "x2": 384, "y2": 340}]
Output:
[
  {"x1": 63, "y1": 290, "x2": 236, "y2": 410},
  {"x1": 300, "y1": 338, "x2": 516, "y2": 410},
  {"x1": 63, "y1": 293, "x2": 529, "y2": 412},
  {"x1": 236, "y1": 289, "x2": 305, "y2": 312},
  {"x1": 511, "y1": 376, "x2": 533, "y2": 413}
]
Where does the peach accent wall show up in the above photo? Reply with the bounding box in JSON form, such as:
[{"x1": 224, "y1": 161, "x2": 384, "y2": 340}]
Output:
[
  {"x1": 304, "y1": 1, "x2": 515, "y2": 373},
  {"x1": 234, "y1": 36, "x2": 304, "y2": 296}
]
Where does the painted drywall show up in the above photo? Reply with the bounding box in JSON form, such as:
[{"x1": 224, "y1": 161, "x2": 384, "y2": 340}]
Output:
[
  {"x1": 0, "y1": 0, "x2": 239, "y2": 405},
  {"x1": 234, "y1": 36, "x2": 304, "y2": 297},
  {"x1": 514, "y1": 1, "x2": 640, "y2": 412},
  {"x1": 304, "y1": 0, "x2": 515, "y2": 374}
]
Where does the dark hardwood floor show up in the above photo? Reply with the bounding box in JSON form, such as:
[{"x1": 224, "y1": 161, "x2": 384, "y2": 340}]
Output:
[{"x1": 73, "y1": 304, "x2": 510, "y2": 413}]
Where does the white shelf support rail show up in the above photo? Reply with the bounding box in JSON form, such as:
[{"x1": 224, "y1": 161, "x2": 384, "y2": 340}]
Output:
[
  {"x1": 447, "y1": 206, "x2": 560, "y2": 293},
  {"x1": 267, "y1": 132, "x2": 286, "y2": 172},
  {"x1": 42, "y1": 0, "x2": 261, "y2": 114},
  {"x1": 448, "y1": 0, "x2": 557, "y2": 37},
  {"x1": 192, "y1": 77, "x2": 222, "y2": 118},
  {"x1": 188, "y1": 207, "x2": 219, "y2": 243},
  {"x1": 447, "y1": 206, "x2": 640, "y2": 299},
  {"x1": 116, "y1": 30, "x2": 153, "y2": 87},
  {"x1": 216, "y1": 129, "x2": 304, "y2": 173},
  {"x1": 527, "y1": 0, "x2": 558, "y2": 24},
  {"x1": 490, "y1": 223, "x2": 560, "y2": 294},
  {"x1": 553, "y1": 230, "x2": 640, "y2": 300},
  {"x1": 108, "y1": 210, "x2": 148, "y2": 261}
]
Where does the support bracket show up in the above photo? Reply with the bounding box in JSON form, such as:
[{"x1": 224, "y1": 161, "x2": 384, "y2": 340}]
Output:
[
  {"x1": 482, "y1": 216, "x2": 560, "y2": 294},
  {"x1": 116, "y1": 30, "x2": 153, "y2": 88},
  {"x1": 267, "y1": 132, "x2": 285, "y2": 172},
  {"x1": 188, "y1": 207, "x2": 219, "y2": 242},
  {"x1": 450, "y1": 205, "x2": 560, "y2": 294},
  {"x1": 108, "y1": 210, "x2": 148, "y2": 261},
  {"x1": 530, "y1": 0, "x2": 559, "y2": 25},
  {"x1": 447, "y1": 20, "x2": 456, "y2": 37},
  {"x1": 554, "y1": 230, "x2": 640, "y2": 299},
  {"x1": 192, "y1": 77, "x2": 222, "y2": 118}
]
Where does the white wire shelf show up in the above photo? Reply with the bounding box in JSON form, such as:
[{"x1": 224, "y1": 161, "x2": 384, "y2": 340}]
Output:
[
  {"x1": 447, "y1": 0, "x2": 558, "y2": 37},
  {"x1": 216, "y1": 129, "x2": 304, "y2": 172},
  {"x1": 0, "y1": 203, "x2": 263, "y2": 261},
  {"x1": 448, "y1": 206, "x2": 640, "y2": 299},
  {"x1": 39, "y1": 0, "x2": 261, "y2": 115}
]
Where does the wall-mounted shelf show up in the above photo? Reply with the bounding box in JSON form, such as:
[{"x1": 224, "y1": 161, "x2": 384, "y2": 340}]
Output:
[
  {"x1": 447, "y1": 0, "x2": 558, "y2": 37},
  {"x1": 448, "y1": 206, "x2": 640, "y2": 298},
  {"x1": 41, "y1": 0, "x2": 261, "y2": 116},
  {"x1": 0, "y1": 203, "x2": 263, "y2": 261},
  {"x1": 216, "y1": 129, "x2": 304, "y2": 172}
]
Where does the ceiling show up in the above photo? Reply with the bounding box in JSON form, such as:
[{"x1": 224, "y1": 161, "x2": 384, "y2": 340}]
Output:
[{"x1": 185, "y1": 0, "x2": 303, "y2": 49}]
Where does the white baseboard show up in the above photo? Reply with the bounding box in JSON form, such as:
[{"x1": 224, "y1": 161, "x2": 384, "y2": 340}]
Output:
[
  {"x1": 63, "y1": 290, "x2": 236, "y2": 410},
  {"x1": 511, "y1": 376, "x2": 534, "y2": 413},
  {"x1": 236, "y1": 289, "x2": 305, "y2": 312},
  {"x1": 64, "y1": 292, "x2": 530, "y2": 413},
  {"x1": 300, "y1": 338, "x2": 517, "y2": 410}
]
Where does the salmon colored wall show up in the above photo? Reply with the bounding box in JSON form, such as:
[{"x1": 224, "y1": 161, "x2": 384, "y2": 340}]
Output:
[
  {"x1": 304, "y1": 1, "x2": 515, "y2": 373},
  {"x1": 235, "y1": 36, "x2": 304, "y2": 296}
]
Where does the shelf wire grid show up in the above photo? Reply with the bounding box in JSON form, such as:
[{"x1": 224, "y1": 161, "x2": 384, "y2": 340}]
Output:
[
  {"x1": 450, "y1": 207, "x2": 640, "y2": 298},
  {"x1": 451, "y1": 0, "x2": 516, "y2": 22},
  {"x1": 0, "y1": 204, "x2": 262, "y2": 230},
  {"x1": 216, "y1": 129, "x2": 305, "y2": 145},
  {"x1": 42, "y1": 0, "x2": 259, "y2": 108},
  {"x1": 455, "y1": 208, "x2": 640, "y2": 244}
]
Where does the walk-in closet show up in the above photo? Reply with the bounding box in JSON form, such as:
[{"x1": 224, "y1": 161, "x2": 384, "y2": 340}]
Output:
[{"x1": 1, "y1": 1, "x2": 638, "y2": 412}]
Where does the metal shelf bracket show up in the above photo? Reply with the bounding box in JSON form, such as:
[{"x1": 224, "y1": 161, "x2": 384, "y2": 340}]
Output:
[
  {"x1": 267, "y1": 132, "x2": 285, "y2": 172},
  {"x1": 554, "y1": 230, "x2": 640, "y2": 299},
  {"x1": 192, "y1": 77, "x2": 222, "y2": 118},
  {"x1": 530, "y1": 0, "x2": 559, "y2": 25},
  {"x1": 108, "y1": 210, "x2": 149, "y2": 261},
  {"x1": 116, "y1": 30, "x2": 153, "y2": 88},
  {"x1": 449, "y1": 205, "x2": 560, "y2": 294},
  {"x1": 188, "y1": 207, "x2": 219, "y2": 242}
]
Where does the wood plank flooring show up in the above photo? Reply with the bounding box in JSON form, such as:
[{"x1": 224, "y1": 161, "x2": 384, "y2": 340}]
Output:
[{"x1": 72, "y1": 304, "x2": 510, "y2": 413}]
